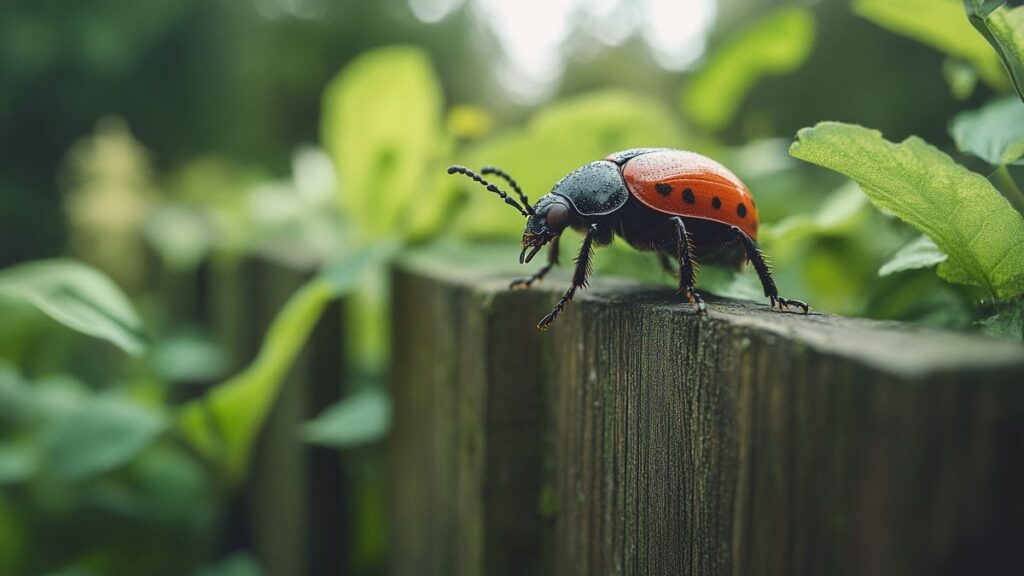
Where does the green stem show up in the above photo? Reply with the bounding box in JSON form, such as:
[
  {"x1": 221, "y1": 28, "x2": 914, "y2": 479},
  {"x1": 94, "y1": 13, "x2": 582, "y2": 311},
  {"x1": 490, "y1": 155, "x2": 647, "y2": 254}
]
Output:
[{"x1": 997, "y1": 164, "x2": 1024, "y2": 216}]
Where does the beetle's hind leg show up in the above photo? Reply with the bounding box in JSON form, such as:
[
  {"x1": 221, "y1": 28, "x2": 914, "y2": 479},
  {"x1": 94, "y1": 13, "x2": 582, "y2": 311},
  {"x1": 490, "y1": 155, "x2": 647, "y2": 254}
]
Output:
[
  {"x1": 670, "y1": 217, "x2": 706, "y2": 315},
  {"x1": 730, "y1": 225, "x2": 809, "y2": 313},
  {"x1": 511, "y1": 236, "x2": 560, "y2": 290}
]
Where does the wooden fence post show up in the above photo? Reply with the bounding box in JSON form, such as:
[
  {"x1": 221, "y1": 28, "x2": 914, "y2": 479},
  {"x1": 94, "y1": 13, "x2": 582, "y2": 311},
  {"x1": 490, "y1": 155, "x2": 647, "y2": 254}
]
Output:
[{"x1": 390, "y1": 247, "x2": 1024, "y2": 576}]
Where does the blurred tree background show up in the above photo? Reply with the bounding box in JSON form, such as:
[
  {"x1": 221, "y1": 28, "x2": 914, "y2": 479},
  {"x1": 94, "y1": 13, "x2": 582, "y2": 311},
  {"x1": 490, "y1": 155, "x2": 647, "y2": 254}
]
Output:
[
  {"x1": 2, "y1": 0, "x2": 1023, "y2": 574},
  {"x1": 1, "y1": 0, "x2": 991, "y2": 267}
]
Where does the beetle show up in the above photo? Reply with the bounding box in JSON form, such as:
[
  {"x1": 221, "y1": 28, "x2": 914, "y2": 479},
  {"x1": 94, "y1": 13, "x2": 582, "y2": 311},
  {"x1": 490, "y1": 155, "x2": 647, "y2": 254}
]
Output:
[{"x1": 447, "y1": 147, "x2": 808, "y2": 330}]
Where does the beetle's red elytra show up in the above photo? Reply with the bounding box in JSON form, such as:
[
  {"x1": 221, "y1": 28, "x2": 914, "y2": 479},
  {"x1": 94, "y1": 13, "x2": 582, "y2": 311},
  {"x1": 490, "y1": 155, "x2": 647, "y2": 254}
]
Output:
[
  {"x1": 620, "y1": 149, "x2": 759, "y2": 240},
  {"x1": 448, "y1": 147, "x2": 808, "y2": 330}
]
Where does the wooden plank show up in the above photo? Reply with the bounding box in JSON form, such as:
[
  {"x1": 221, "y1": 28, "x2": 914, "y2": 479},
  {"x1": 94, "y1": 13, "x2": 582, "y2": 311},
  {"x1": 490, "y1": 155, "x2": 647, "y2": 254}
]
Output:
[{"x1": 390, "y1": 246, "x2": 1024, "y2": 576}]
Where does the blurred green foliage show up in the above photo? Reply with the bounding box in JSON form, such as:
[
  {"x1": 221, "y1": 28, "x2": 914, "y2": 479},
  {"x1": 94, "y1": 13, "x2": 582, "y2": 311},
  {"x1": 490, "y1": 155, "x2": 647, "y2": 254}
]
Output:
[
  {"x1": 321, "y1": 47, "x2": 446, "y2": 241},
  {"x1": 303, "y1": 387, "x2": 391, "y2": 449},
  {"x1": 0, "y1": 260, "x2": 147, "y2": 356},
  {"x1": 854, "y1": 0, "x2": 1009, "y2": 90},
  {"x1": 179, "y1": 246, "x2": 385, "y2": 484},
  {"x1": 950, "y1": 96, "x2": 1024, "y2": 166},
  {"x1": 684, "y1": 7, "x2": 815, "y2": 131},
  {"x1": 3, "y1": 0, "x2": 1024, "y2": 574},
  {"x1": 878, "y1": 235, "x2": 948, "y2": 276}
]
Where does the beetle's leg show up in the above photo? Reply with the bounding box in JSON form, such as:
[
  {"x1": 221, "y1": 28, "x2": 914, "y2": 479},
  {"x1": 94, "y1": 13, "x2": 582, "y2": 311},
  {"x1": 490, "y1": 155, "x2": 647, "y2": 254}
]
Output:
[
  {"x1": 671, "y1": 217, "x2": 706, "y2": 315},
  {"x1": 730, "y1": 225, "x2": 809, "y2": 313},
  {"x1": 511, "y1": 235, "x2": 560, "y2": 290},
  {"x1": 537, "y1": 225, "x2": 597, "y2": 331}
]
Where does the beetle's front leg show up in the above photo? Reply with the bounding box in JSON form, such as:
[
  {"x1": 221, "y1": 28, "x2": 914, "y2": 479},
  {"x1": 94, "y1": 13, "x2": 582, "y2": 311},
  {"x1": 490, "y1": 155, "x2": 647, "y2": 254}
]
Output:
[
  {"x1": 511, "y1": 236, "x2": 560, "y2": 290},
  {"x1": 537, "y1": 225, "x2": 597, "y2": 330}
]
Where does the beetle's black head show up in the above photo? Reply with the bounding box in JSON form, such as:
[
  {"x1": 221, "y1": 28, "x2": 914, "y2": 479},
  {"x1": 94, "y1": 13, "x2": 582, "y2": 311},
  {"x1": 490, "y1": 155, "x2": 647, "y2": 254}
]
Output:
[{"x1": 520, "y1": 194, "x2": 573, "y2": 263}]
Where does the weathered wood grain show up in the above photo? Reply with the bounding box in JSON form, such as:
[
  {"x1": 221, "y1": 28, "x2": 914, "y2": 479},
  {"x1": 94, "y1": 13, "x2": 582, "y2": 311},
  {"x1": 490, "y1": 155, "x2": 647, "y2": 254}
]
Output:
[{"x1": 389, "y1": 247, "x2": 1024, "y2": 576}]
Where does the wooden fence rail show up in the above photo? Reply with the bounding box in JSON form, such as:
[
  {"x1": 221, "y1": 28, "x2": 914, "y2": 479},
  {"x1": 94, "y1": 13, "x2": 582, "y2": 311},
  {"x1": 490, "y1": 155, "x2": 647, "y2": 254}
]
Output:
[{"x1": 390, "y1": 248, "x2": 1024, "y2": 576}]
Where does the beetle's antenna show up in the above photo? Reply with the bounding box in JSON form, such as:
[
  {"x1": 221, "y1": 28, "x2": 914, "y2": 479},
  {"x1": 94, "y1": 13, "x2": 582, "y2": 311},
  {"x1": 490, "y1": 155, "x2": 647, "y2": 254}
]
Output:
[
  {"x1": 481, "y1": 166, "x2": 533, "y2": 213},
  {"x1": 447, "y1": 165, "x2": 532, "y2": 218}
]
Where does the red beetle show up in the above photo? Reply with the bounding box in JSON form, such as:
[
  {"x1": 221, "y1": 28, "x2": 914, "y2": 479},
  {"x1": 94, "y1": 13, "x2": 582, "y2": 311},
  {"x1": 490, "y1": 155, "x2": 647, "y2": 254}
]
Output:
[{"x1": 448, "y1": 147, "x2": 808, "y2": 330}]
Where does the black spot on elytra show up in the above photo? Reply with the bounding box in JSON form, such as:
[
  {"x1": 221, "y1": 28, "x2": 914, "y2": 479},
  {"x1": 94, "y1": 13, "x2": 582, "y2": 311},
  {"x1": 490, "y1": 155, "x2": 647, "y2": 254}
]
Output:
[
  {"x1": 683, "y1": 188, "x2": 695, "y2": 204},
  {"x1": 712, "y1": 197, "x2": 722, "y2": 209},
  {"x1": 656, "y1": 183, "x2": 672, "y2": 196},
  {"x1": 737, "y1": 203, "x2": 747, "y2": 218}
]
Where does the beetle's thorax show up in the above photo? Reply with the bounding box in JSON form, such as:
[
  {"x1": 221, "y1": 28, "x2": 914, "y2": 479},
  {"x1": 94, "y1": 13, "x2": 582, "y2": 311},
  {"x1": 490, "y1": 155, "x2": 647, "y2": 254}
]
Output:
[{"x1": 550, "y1": 160, "x2": 630, "y2": 217}]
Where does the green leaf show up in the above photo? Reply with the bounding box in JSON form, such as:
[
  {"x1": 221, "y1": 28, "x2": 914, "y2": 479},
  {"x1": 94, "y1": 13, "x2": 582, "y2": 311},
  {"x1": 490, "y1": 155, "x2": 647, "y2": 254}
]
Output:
[
  {"x1": 964, "y1": 0, "x2": 1024, "y2": 100},
  {"x1": 0, "y1": 260, "x2": 146, "y2": 355},
  {"x1": 684, "y1": 7, "x2": 815, "y2": 131},
  {"x1": 950, "y1": 96, "x2": 1024, "y2": 165},
  {"x1": 790, "y1": 121, "x2": 1024, "y2": 298},
  {"x1": 43, "y1": 394, "x2": 167, "y2": 482},
  {"x1": 854, "y1": 0, "x2": 1008, "y2": 89},
  {"x1": 453, "y1": 90, "x2": 686, "y2": 239},
  {"x1": 879, "y1": 235, "x2": 949, "y2": 276},
  {"x1": 303, "y1": 388, "x2": 391, "y2": 448},
  {"x1": 321, "y1": 46, "x2": 444, "y2": 240},
  {"x1": 177, "y1": 247, "x2": 381, "y2": 484}
]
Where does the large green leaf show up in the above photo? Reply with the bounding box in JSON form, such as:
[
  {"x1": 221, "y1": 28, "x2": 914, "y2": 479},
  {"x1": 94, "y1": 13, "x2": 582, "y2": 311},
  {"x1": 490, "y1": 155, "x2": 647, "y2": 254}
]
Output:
[
  {"x1": 0, "y1": 260, "x2": 146, "y2": 355},
  {"x1": 321, "y1": 46, "x2": 444, "y2": 240},
  {"x1": 452, "y1": 90, "x2": 686, "y2": 239},
  {"x1": 43, "y1": 394, "x2": 167, "y2": 482},
  {"x1": 790, "y1": 121, "x2": 1024, "y2": 298},
  {"x1": 177, "y1": 247, "x2": 384, "y2": 484},
  {"x1": 964, "y1": 0, "x2": 1024, "y2": 100},
  {"x1": 950, "y1": 96, "x2": 1024, "y2": 165},
  {"x1": 878, "y1": 235, "x2": 949, "y2": 276},
  {"x1": 684, "y1": 7, "x2": 815, "y2": 131},
  {"x1": 854, "y1": 0, "x2": 1008, "y2": 89}
]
